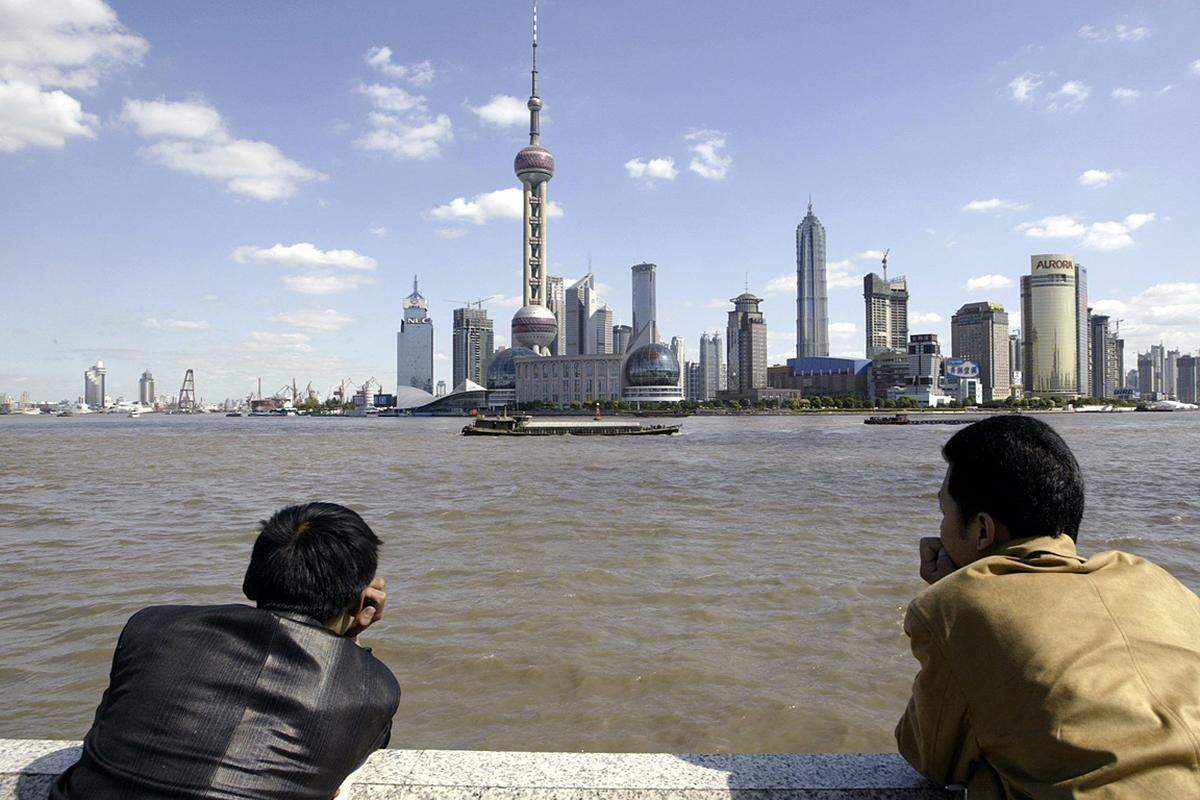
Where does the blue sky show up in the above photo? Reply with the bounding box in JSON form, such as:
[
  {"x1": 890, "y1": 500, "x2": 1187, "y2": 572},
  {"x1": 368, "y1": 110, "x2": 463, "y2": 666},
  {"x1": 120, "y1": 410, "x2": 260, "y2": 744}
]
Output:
[{"x1": 2, "y1": 0, "x2": 1198, "y2": 402}]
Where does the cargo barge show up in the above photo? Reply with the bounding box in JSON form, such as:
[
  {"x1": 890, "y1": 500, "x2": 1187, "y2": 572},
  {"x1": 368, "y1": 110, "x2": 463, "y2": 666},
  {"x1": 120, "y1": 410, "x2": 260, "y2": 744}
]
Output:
[{"x1": 463, "y1": 414, "x2": 680, "y2": 436}]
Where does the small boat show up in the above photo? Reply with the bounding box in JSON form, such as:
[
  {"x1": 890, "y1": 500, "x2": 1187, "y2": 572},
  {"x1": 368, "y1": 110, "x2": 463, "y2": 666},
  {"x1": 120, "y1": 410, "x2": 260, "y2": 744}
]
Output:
[
  {"x1": 463, "y1": 414, "x2": 680, "y2": 436},
  {"x1": 864, "y1": 414, "x2": 980, "y2": 426},
  {"x1": 127, "y1": 408, "x2": 141, "y2": 418},
  {"x1": 225, "y1": 411, "x2": 244, "y2": 417}
]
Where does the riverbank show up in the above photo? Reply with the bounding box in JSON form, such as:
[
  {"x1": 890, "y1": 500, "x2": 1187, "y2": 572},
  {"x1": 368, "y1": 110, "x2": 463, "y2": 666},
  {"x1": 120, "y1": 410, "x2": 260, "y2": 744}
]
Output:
[{"x1": 0, "y1": 740, "x2": 957, "y2": 799}]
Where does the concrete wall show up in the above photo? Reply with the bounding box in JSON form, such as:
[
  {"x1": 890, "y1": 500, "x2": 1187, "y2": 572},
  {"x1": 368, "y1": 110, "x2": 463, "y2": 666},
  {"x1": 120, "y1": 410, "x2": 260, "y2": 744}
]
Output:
[{"x1": 0, "y1": 739, "x2": 958, "y2": 799}]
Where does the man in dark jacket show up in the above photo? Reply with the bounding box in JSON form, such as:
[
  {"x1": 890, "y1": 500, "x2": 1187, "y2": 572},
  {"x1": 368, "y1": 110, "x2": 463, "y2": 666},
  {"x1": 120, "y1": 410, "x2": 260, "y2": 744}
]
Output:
[{"x1": 52, "y1": 502, "x2": 401, "y2": 800}]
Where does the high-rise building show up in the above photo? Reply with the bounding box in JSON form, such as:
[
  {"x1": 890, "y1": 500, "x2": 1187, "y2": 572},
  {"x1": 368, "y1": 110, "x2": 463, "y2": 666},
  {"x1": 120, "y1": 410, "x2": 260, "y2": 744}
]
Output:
[
  {"x1": 795, "y1": 200, "x2": 829, "y2": 358},
  {"x1": 1177, "y1": 355, "x2": 1198, "y2": 404},
  {"x1": 864, "y1": 270, "x2": 909, "y2": 359},
  {"x1": 593, "y1": 306, "x2": 614, "y2": 354},
  {"x1": 727, "y1": 293, "x2": 767, "y2": 393},
  {"x1": 684, "y1": 361, "x2": 703, "y2": 401},
  {"x1": 1137, "y1": 343, "x2": 1166, "y2": 398},
  {"x1": 612, "y1": 324, "x2": 632, "y2": 355},
  {"x1": 138, "y1": 370, "x2": 155, "y2": 406},
  {"x1": 1020, "y1": 254, "x2": 1088, "y2": 398},
  {"x1": 435, "y1": 380, "x2": 447, "y2": 397},
  {"x1": 545, "y1": 275, "x2": 567, "y2": 356},
  {"x1": 565, "y1": 274, "x2": 601, "y2": 355},
  {"x1": 1087, "y1": 314, "x2": 1120, "y2": 399},
  {"x1": 509, "y1": 8, "x2": 558, "y2": 355},
  {"x1": 1008, "y1": 331, "x2": 1023, "y2": 389},
  {"x1": 397, "y1": 276, "x2": 434, "y2": 394},
  {"x1": 453, "y1": 307, "x2": 494, "y2": 387},
  {"x1": 950, "y1": 302, "x2": 1010, "y2": 402},
  {"x1": 670, "y1": 336, "x2": 687, "y2": 393},
  {"x1": 698, "y1": 332, "x2": 724, "y2": 400},
  {"x1": 1126, "y1": 368, "x2": 1139, "y2": 391},
  {"x1": 1165, "y1": 349, "x2": 1181, "y2": 399},
  {"x1": 631, "y1": 262, "x2": 657, "y2": 349},
  {"x1": 84, "y1": 361, "x2": 106, "y2": 409}
]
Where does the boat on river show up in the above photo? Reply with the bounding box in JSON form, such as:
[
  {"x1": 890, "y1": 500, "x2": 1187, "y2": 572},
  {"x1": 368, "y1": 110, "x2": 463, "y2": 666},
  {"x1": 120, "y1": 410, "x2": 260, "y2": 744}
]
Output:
[
  {"x1": 463, "y1": 414, "x2": 680, "y2": 437},
  {"x1": 864, "y1": 414, "x2": 981, "y2": 426}
]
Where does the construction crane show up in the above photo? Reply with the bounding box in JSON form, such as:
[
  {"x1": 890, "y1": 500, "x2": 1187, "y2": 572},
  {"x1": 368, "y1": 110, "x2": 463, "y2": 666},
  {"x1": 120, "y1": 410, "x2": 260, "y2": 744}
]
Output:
[
  {"x1": 178, "y1": 369, "x2": 197, "y2": 412},
  {"x1": 443, "y1": 297, "x2": 491, "y2": 309},
  {"x1": 881, "y1": 249, "x2": 890, "y2": 281},
  {"x1": 1113, "y1": 318, "x2": 1125, "y2": 338}
]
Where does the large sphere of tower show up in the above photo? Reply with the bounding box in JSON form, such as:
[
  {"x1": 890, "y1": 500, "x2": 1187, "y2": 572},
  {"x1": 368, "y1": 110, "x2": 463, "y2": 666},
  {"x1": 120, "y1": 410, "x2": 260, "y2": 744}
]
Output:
[
  {"x1": 511, "y1": 304, "x2": 558, "y2": 351},
  {"x1": 514, "y1": 144, "x2": 555, "y2": 185}
]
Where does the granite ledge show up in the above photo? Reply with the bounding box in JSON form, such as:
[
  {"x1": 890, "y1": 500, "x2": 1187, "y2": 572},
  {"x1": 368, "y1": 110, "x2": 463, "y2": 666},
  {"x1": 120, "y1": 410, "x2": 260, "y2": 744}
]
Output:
[{"x1": 0, "y1": 739, "x2": 959, "y2": 799}]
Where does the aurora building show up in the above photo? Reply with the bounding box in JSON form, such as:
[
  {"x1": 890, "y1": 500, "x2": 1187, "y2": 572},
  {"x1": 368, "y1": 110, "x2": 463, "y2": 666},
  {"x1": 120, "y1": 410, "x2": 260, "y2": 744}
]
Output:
[{"x1": 1020, "y1": 254, "x2": 1088, "y2": 399}]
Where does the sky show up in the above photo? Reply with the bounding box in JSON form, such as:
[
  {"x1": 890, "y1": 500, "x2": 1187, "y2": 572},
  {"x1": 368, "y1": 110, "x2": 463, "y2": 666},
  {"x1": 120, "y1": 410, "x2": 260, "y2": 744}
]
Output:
[{"x1": 2, "y1": 0, "x2": 1198, "y2": 402}]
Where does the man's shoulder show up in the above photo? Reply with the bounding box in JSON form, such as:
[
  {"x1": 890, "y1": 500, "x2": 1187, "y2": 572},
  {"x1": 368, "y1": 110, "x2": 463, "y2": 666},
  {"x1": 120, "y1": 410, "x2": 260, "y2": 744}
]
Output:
[{"x1": 122, "y1": 603, "x2": 269, "y2": 640}]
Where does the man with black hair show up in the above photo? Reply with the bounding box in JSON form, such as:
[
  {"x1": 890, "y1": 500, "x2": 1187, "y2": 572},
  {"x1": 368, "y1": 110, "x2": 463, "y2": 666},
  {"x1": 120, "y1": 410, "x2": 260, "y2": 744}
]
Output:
[
  {"x1": 896, "y1": 416, "x2": 1200, "y2": 799},
  {"x1": 52, "y1": 502, "x2": 400, "y2": 800}
]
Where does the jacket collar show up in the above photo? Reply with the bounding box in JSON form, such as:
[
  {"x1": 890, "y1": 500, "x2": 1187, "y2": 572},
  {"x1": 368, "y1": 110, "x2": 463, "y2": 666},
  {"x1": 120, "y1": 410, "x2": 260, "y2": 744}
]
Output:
[{"x1": 981, "y1": 534, "x2": 1082, "y2": 564}]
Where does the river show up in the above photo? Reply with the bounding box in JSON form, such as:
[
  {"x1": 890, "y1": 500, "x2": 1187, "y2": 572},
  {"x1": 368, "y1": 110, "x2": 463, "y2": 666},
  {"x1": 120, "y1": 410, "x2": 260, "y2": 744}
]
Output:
[{"x1": 0, "y1": 412, "x2": 1196, "y2": 752}]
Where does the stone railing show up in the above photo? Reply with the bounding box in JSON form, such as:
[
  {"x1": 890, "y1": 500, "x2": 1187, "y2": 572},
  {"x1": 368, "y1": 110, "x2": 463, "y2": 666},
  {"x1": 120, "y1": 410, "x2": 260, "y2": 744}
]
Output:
[{"x1": 0, "y1": 739, "x2": 960, "y2": 799}]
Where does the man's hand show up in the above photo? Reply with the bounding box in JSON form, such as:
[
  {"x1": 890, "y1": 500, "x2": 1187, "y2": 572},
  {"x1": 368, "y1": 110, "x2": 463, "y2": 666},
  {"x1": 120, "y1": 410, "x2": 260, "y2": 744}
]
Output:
[
  {"x1": 345, "y1": 577, "x2": 386, "y2": 639},
  {"x1": 919, "y1": 537, "x2": 957, "y2": 585}
]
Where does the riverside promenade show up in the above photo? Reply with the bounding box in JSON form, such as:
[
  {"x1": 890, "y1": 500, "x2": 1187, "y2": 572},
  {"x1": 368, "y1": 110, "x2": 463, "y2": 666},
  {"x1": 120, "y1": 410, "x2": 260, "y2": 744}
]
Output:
[{"x1": 1, "y1": 740, "x2": 956, "y2": 798}]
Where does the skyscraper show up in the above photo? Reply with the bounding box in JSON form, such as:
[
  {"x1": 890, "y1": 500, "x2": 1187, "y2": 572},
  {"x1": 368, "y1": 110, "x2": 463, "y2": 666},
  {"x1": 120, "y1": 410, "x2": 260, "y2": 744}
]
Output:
[
  {"x1": 453, "y1": 307, "x2": 494, "y2": 387},
  {"x1": 727, "y1": 293, "x2": 767, "y2": 393},
  {"x1": 509, "y1": 5, "x2": 558, "y2": 355},
  {"x1": 397, "y1": 275, "x2": 434, "y2": 394},
  {"x1": 1165, "y1": 349, "x2": 1181, "y2": 399},
  {"x1": 950, "y1": 302, "x2": 1010, "y2": 402},
  {"x1": 612, "y1": 324, "x2": 632, "y2": 355},
  {"x1": 545, "y1": 274, "x2": 567, "y2": 355},
  {"x1": 1087, "y1": 314, "x2": 1120, "y2": 400},
  {"x1": 795, "y1": 201, "x2": 829, "y2": 358},
  {"x1": 1009, "y1": 331, "x2": 1024, "y2": 389},
  {"x1": 565, "y1": 274, "x2": 612, "y2": 355},
  {"x1": 698, "y1": 332, "x2": 724, "y2": 400},
  {"x1": 864, "y1": 270, "x2": 909, "y2": 358},
  {"x1": 1178, "y1": 355, "x2": 1198, "y2": 404},
  {"x1": 593, "y1": 306, "x2": 613, "y2": 354},
  {"x1": 84, "y1": 361, "x2": 106, "y2": 409},
  {"x1": 670, "y1": 336, "x2": 687, "y2": 393},
  {"x1": 1020, "y1": 254, "x2": 1088, "y2": 399},
  {"x1": 631, "y1": 262, "x2": 657, "y2": 349},
  {"x1": 138, "y1": 370, "x2": 155, "y2": 406}
]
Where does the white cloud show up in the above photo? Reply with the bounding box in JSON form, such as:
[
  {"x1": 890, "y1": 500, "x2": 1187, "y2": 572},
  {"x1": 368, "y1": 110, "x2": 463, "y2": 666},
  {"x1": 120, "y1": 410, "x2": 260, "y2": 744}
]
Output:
[
  {"x1": 0, "y1": 81, "x2": 95, "y2": 151},
  {"x1": 1008, "y1": 72, "x2": 1043, "y2": 103},
  {"x1": 0, "y1": 0, "x2": 146, "y2": 153},
  {"x1": 120, "y1": 98, "x2": 222, "y2": 139},
  {"x1": 827, "y1": 259, "x2": 861, "y2": 289},
  {"x1": 356, "y1": 82, "x2": 426, "y2": 114},
  {"x1": 1092, "y1": 283, "x2": 1200, "y2": 352},
  {"x1": 625, "y1": 156, "x2": 678, "y2": 183},
  {"x1": 282, "y1": 273, "x2": 372, "y2": 295},
  {"x1": 910, "y1": 312, "x2": 943, "y2": 325},
  {"x1": 1110, "y1": 87, "x2": 1140, "y2": 102},
  {"x1": 858, "y1": 249, "x2": 887, "y2": 261},
  {"x1": 962, "y1": 198, "x2": 1026, "y2": 213},
  {"x1": 368, "y1": 225, "x2": 387, "y2": 238},
  {"x1": 269, "y1": 309, "x2": 354, "y2": 332},
  {"x1": 966, "y1": 274, "x2": 1015, "y2": 291},
  {"x1": 428, "y1": 187, "x2": 563, "y2": 225},
  {"x1": 232, "y1": 242, "x2": 377, "y2": 270},
  {"x1": 243, "y1": 331, "x2": 312, "y2": 353},
  {"x1": 364, "y1": 47, "x2": 433, "y2": 86},
  {"x1": 123, "y1": 98, "x2": 324, "y2": 200},
  {"x1": 1014, "y1": 212, "x2": 1155, "y2": 251},
  {"x1": 468, "y1": 94, "x2": 527, "y2": 127},
  {"x1": 435, "y1": 227, "x2": 467, "y2": 240},
  {"x1": 685, "y1": 128, "x2": 731, "y2": 180},
  {"x1": 1046, "y1": 81, "x2": 1090, "y2": 112},
  {"x1": 0, "y1": 0, "x2": 148, "y2": 90},
  {"x1": 1191, "y1": 59, "x2": 1200, "y2": 76},
  {"x1": 1078, "y1": 24, "x2": 1150, "y2": 42},
  {"x1": 356, "y1": 112, "x2": 452, "y2": 160},
  {"x1": 764, "y1": 274, "x2": 795, "y2": 296},
  {"x1": 1078, "y1": 168, "x2": 1117, "y2": 188},
  {"x1": 143, "y1": 317, "x2": 209, "y2": 331}
]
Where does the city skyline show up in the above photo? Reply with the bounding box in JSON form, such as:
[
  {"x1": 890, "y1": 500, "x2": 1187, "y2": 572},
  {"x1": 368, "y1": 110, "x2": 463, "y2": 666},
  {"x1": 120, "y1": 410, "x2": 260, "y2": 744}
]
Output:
[{"x1": 3, "y1": 1, "x2": 1199, "y2": 400}]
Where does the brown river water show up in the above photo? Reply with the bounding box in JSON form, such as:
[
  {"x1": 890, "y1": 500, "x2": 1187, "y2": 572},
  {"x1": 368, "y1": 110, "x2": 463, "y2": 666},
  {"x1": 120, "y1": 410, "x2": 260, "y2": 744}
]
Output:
[{"x1": 1, "y1": 412, "x2": 1197, "y2": 752}]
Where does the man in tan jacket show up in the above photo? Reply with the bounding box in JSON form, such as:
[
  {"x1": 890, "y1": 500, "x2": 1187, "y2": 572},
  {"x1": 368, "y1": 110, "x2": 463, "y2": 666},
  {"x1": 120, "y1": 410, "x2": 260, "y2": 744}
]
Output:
[{"x1": 896, "y1": 415, "x2": 1200, "y2": 798}]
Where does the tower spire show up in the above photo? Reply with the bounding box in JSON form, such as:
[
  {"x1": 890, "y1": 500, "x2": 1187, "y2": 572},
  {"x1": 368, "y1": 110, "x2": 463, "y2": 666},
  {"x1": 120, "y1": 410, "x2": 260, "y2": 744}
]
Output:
[
  {"x1": 808, "y1": 194, "x2": 813, "y2": 215},
  {"x1": 528, "y1": 2, "x2": 541, "y2": 145},
  {"x1": 412, "y1": 274, "x2": 419, "y2": 295}
]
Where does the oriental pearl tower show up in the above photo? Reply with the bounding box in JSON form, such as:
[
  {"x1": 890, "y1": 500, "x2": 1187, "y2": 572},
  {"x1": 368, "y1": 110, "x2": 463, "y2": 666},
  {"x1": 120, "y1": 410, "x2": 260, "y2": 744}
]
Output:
[{"x1": 509, "y1": 2, "x2": 558, "y2": 355}]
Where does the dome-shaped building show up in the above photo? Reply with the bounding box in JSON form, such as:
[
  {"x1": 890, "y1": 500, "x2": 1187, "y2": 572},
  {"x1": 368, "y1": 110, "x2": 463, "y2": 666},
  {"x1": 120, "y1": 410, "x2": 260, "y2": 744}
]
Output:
[
  {"x1": 622, "y1": 342, "x2": 684, "y2": 403},
  {"x1": 511, "y1": 304, "x2": 558, "y2": 352},
  {"x1": 486, "y1": 346, "x2": 541, "y2": 390}
]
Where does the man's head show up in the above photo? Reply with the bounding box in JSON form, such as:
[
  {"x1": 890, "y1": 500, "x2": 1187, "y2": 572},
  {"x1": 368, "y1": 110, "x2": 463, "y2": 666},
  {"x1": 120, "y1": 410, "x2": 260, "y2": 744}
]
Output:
[
  {"x1": 242, "y1": 502, "x2": 381, "y2": 624},
  {"x1": 938, "y1": 416, "x2": 1084, "y2": 567}
]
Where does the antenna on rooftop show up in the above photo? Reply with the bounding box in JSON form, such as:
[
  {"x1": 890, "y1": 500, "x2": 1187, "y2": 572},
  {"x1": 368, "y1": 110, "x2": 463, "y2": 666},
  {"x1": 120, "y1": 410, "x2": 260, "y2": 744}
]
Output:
[{"x1": 882, "y1": 248, "x2": 890, "y2": 282}]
